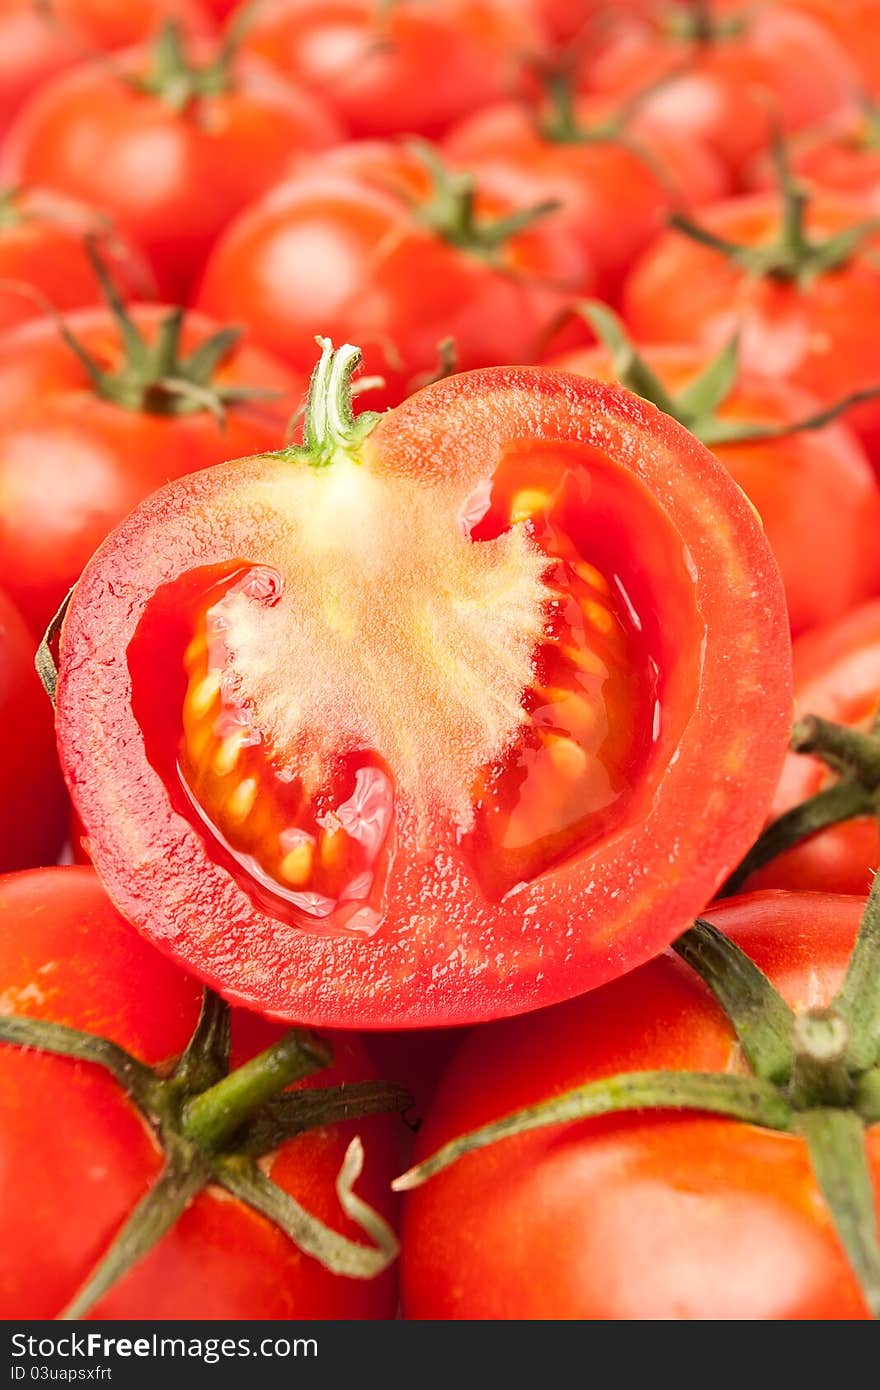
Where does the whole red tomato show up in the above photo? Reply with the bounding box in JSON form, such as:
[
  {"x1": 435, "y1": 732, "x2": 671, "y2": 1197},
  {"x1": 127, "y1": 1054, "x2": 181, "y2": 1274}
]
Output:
[
  {"x1": 196, "y1": 140, "x2": 594, "y2": 405},
  {"x1": 0, "y1": 590, "x2": 66, "y2": 872},
  {"x1": 744, "y1": 602, "x2": 880, "y2": 897},
  {"x1": 241, "y1": 0, "x2": 550, "y2": 140},
  {"x1": 747, "y1": 107, "x2": 880, "y2": 215},
  {"x1": 401, "y1": 891, "x2": 880, "y2": 1319},
  {"x1": 0, "y1": 866, "x2": 399, "y2": 1319},
  {"x1": 585, "y1": 2, "x2": 857, "y2": 177},
  {"x1": 622, "y1": 190, "x2": 880, "y2": 472},
  {"x1": 1, "y1": 27, "x2": 342, "y2": 300},
  {"x1": 54, "y1": 343, "x2": 790, "y2": 1028},
  {"x1": 0, "y1": 0, "x2": 213, "y2": 135},
  {"x1": 787, "y1": 0, "x2": 880, "y2": 96},
  {"x1": 548, "y1": 335, "x2": 880, "y2": 636},
  {"x1": 0, "y1": 186, "x2": 154, "y2": 334},
  {"x1": 443, "y1": 89, "x2": 728, "y2": 302},
  {"x1": 0, "y1": 301, "x2": 302, "y2": 636}
]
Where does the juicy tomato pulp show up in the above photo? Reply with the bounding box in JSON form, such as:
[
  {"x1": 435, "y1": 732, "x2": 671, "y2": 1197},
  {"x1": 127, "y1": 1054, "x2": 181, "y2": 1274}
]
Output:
[
  {"x1": 129, "y1": 441, "x2": 662, "y2": 940},
  {"x1": 58, "y1": 368, "x2": 791, "y2": 1028}
]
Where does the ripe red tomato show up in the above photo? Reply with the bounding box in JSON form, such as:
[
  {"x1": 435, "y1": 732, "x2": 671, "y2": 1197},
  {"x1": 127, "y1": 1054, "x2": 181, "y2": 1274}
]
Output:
[
  {"x1": 0, "y1": 866, "x2": 398, "y2": 1318},
  {"x1": 1, "y1": 31, "x2": 342, "y2": 300},
  {"x1": 622, "y1": 192, "x2": 880, "y2": 473},
  {"x1": 548, "y1": 339, "x2": 880, "y2": 637},
  {"x1": 747, "y1": 108, "x2": 880, "y2": 214},
  {"x1": 443, "y1": 90, "x2": 728, "y2": 302},
  {"x1": 0, "y1": 0, "x2": 213, "y2": 135},
  {"x1": 196, "y1": 140, "x2": 594, "y2": 405},
  {"x1": 585, "y1": 3, "x2": 856, "y2": 177},
  {"x1": 744, "y1": 602, "x2": 880, "y2": 896},
  {"x1": 0, "y1": 186, "x2": 154, "y2": 335},
  {"x1": 0, "y1": 590, "x2": 66, "y2": 872},
  {"x1": 787, "y1": 0, "x2": 880, "y2": 96},
  {"x1": 54, "y1": 351, "x2": 791, "y2": 1028},
  {"x1": 401, "y1": 891, "x2": 880, "y2": 1319},
  {"x1": 241, "y1": 0, "x2": 550, "y2": 140},
  {"x1": 0, "y1": 303, "x2": 302, "y2": 636}
]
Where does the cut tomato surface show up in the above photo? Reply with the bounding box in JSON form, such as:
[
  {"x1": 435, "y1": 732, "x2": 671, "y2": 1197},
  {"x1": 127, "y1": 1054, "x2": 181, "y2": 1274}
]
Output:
[{"x1": 56, "y1": 351, "x2": 792, "y2": 1028}]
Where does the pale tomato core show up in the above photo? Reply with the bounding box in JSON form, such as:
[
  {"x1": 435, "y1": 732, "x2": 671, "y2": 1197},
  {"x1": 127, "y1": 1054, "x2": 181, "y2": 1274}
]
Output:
[{"x1": 129, "y1": 442, "x2": 659, "y2": 937}]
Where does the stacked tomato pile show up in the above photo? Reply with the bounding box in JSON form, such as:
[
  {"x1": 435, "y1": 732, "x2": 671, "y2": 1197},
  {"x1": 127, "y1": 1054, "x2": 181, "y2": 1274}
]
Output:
[{"x1": 2, "y1": 0, "x2": 880, "y2": 1323}]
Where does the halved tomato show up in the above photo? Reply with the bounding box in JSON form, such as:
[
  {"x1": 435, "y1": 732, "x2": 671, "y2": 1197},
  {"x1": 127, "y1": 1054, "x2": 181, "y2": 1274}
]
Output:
[{"x1": 54, "y1": 345, "x2": 792, "y2": 1028}]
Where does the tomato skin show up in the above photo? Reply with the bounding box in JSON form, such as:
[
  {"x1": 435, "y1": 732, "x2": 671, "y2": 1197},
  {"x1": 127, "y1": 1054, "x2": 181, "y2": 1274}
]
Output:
[
  {"x1": 747, "y1": 109, "x2": 880, "y2": 215},
  {"x1": 56, "y1": 367, "x2": 791, "y2": 1029},
  {"x1": 401, "y1": 891, "x2": 879, "y2": 1320},
  {"x1": 548, "y1": 341, "x2": 880, "y2": 637},
  {"x1": 585, "y1": 5, "x2": 857, "y2": 177},
  {"x1": 0, "y1": 591, "x2": 66, "y2": 873},
  {"x1": 0, "y1": 0, "x2": 213, "y2": 136},
  {"x1": 787, "y1": 0, "x2": 880, "y2": 96},
  {"x1": 0, "y1": 304, "x2": 303, "y2": 637},
  {"x1": 0, "y1": 187, "x2": 154, "y2": 335},
  {"x1": 1, "y1": 43, "x2": 342, "y2": 301},
  {"x1": 241, "y1": 0, "x2": 550, "y2": 140},
  {"x1": 443, "y1": 94, "x2": 728, "y2": 302},
  {"x1": 196, "y1": 145, "x2": 590, "y2": 406},
  {"x1": 0, "y1": 866, "x2": 398, "y2": 1320},
  {"x1": 622, "y1": 193, "x2": 880, "y2": 473},
  {"x1": 744, "y1": 601, "x2": 880, "y2": 897}
]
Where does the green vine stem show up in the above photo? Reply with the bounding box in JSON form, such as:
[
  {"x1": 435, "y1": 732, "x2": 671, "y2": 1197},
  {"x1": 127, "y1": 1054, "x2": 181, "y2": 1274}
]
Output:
[
  {"x1": 395, "y1": 878, "x2": 880, "y2": 1317},
  {"x1": 0, "y1": 991, "x2": 410, "y2": 1317},
  {"x1": 670, "y1": 130, "x2": 880, "y2": 287},
  {"x1": 724, "y1": 714, "x2": 880, "y2": 895},
  {"x1": 578, "y1": 300, "x2": 880, "y2": 448}
]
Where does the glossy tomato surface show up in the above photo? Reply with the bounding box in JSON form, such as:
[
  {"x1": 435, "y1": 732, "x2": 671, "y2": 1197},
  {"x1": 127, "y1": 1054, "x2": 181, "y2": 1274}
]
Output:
[
  {"x1": 0, "y1": 590, "x2": 66, "y2": 872},
  {"x1": 196, "y1": 141, "x2": 591, "y2": 406},
  {"x1": 0, "y1": 303, "x2": 302, "y2": 636},
  {"x1": 1, "y1": 38, "x2": 341, "y2": 300},
  {"x1": 745, "y1": 601, "x2": 880, "y2": 896},
  {"x1": 0, "y1": 0, "x2": 213, "y2": 135},
  {"x1": 0, "y1": 187, "x2": 154, "y2": 334},
  {"x1": 623, "y1": 193, "x2": 880, "y2": 471},
  {"x1": 585, "y1": 4, "x2": 856, "y2": 175},
  {"x1": 56, "y1": 366, "x2": 791, "y2": 1028},
  {"x1": 0, "y1": 866, "x2": 398, "y2": 1319},
  {"x1": 548, "y1": 341, "x2": 880, "y2": 637},
  {"x1": 241, "y1": 0, "x2": 550, "y2": 140},
  {"x1": 401, "y1": 891, "x2": 879, "y2": 1320},
  {"x1": 443, "y1": 92, "x2": 728, "y2": 302}
]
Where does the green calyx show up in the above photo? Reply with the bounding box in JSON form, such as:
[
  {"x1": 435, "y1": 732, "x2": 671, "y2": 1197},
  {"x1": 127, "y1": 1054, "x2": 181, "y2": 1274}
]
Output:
[
  {"x1": 57, "y1": 240, "x2": 275, "y2": 421},
  {"x1": 409, "y1": 140, "x2": 559, "y2": 261},
  {"x1": 580, "y1": 300, "x2": 880, "y2": 447},
  {"x1": 0, "y1": 186, "x2": 24, "y2": 229},
  {"x1": 0, "y1": 990, "x2": 409, "y2": 1318},
  {"x1": 395, "y1": 875, "x2": 880, "y2": 1317},
  {"x1": 672, "y1": 132, "x2": 880, "y2": 287},
  {"x1": 137, "y1": 20, "x2": 241, "y2": 112},
  {"x1": 726, "y1": 712, "x2": 880, "y2": 894},
  {"x1": 664, "y1": 0, "x2": 746, "y2": 44},
  {"x1": 286, "y1": 336, "x2": 384, "y2": 468}
]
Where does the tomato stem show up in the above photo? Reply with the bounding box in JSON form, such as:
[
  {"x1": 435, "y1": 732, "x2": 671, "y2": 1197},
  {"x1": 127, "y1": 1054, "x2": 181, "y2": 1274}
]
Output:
[
  {"x1": 410, "y1": 140, "x2": 560, "y2": 258},
  {"x1": 671, "y1": 132, "x2": 880, "y2": 286},
  {"x1": 725, "y1": 715, "x2": 880, "y2": 895},
  {"x1": 181, "y1": 1029, "x2": 332, "y2": 1153},
  {"x1": 215, "y1": 1139, "x2": 399, "y2": 1279},
  {"x1": 392, "y1": 1069, "x2": 794, "y2": 1192},
  {"x1": 788, "y1": 1009, "x2": 854, "y2": 1109},
  {"x1": 673, "y1": 917, "x2": 795, "y2": 1082},
  {"x1": 798, "y1": 1109, "x2": 880, "y2": 1317},
  {"x1": 293, "y1": 337, "x2": 382, "y2": 466}
]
